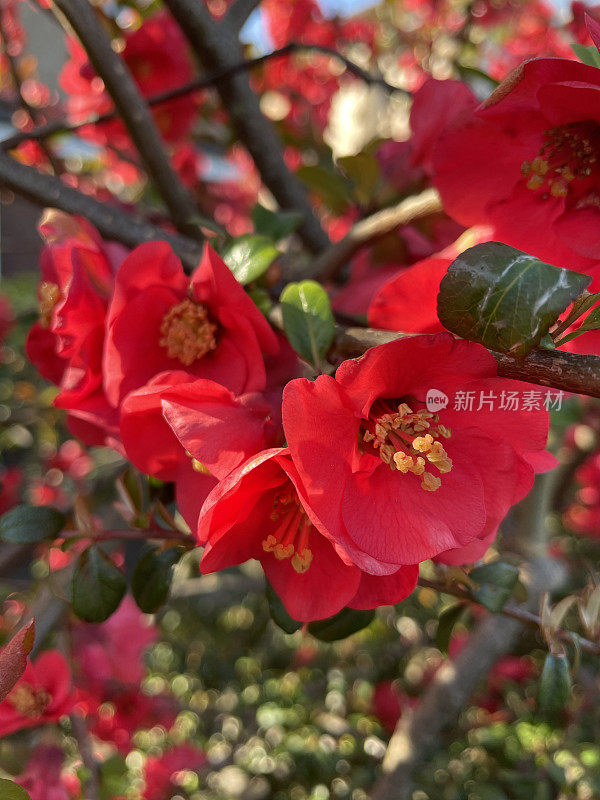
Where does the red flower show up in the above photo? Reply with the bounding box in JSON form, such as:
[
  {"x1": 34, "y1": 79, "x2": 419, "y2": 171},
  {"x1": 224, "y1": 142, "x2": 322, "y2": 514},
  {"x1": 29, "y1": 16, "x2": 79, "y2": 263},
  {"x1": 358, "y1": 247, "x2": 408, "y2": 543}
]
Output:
[
  {"x1": 104, "y1": 242, "x2": 278, "y2": 406},
  {"x1": 433, "y1": 54, "x2": 600, "y2": 270},
  {"x1": 142, "y1": 745, "x2": 207, "y2": 800},
  {"x1": 15, "y1": 745, "x2": 72, "y2": 800},
  {"x1": 26, "y1": 213, "x2": 122, "y2": 447},
  {"x1": 60, "y1": 11, "x2": 196, "y2": 147},
  {"x1": 120, "y1": 370, "x2": 281, "y2": 528},
  {"x1": 72, "y1": 596, "x2": 158, "y2": 689},
  {"x1": 283, "y1": 334, "x2": 555, "y2": 571},
  {"x1": 198, "y1": 448, "x2": 418, "y2": 621},
  {"x1": 0, "y1": 651, "x2": 74, "y2": 738}
]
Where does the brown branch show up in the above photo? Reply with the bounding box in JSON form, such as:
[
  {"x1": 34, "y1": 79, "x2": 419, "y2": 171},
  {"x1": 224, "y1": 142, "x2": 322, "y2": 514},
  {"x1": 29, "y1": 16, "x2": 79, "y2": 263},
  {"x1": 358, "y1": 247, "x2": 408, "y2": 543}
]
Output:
[
  {"x1": 52, "y1": 0, "x2": 202, "y2": 241},
  {"x1": 89, "y1": 528, "x2": 192, "y2": 546},
  {"x1": 0, "y1": 149, "x2": 204, "y2": 268},
  {"x1": 224, "y1": 0, "x2": 263, "y2": 34},
  {"x1": 70, "y1": 713, "x2": 102, "y2": 800},
  {"x1": 0, "y1": 42, "x2": 401, "y2": 150},
  {"x1": 332, "y1": 326, "x2": 600, "y2": 399},
  {"x1": 371, "y1": 554, "x2": 561, "y2": 800},
  {"x1": 308, "y1": 188, "x2": 444, "y2": 281},
  {"x1": 417, "y1": 577, "x2": 600, "y2": 656},
  {"x1": 162, "y1": 0, "x2": 331, "y2": 254}
]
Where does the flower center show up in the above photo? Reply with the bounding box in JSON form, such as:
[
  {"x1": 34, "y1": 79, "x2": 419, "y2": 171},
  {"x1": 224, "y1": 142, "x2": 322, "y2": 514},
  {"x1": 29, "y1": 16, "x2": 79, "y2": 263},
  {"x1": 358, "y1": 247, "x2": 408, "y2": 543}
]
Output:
[
  {"x1": 262, "y1": 487, "x2": 313, "y2": 574},
  {"x1": 7, "y1": 683, "x2": 51, "y2": 717},
  {"x1": 362, "y1": 401, "x2": 452, "y2": 492},
  {"x1": 39, "y1": 281, "x2": 61, "y2": 328},
  {"x1": 159, "y1": 298, "x2": 218, "y2": 366},
  {"x1": 521, "y1": 121, "x2": 600, "y2": 201}
]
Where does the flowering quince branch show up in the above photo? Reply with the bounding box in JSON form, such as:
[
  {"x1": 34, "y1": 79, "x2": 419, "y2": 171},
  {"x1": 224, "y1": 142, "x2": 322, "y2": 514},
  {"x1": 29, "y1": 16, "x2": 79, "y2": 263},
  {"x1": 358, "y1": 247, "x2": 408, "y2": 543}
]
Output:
[
  {"x1": 52, "y1": 0, "x2": 203, "y2": 241},
  {"x1": 0, "y1": 149, "x2": 204, "y2": 268},
  {"x1": 306, "y1": 188, "x2": 444, "y2": 281},
  {"x1": 223, "y1": 0, "x2": 263, "y2": 34},
  {"x1": 331, "y1": 325, "x2": 600, "y2": 399},
  {"x1": 417, "y1": 577, "x2": 600, "y2": 656},
  {"x1": 0, "y1": 42, "x2": 400, "y2": 153},
  {"x1": 69, "y1": 713, "x2": 102, "y2": 800},
  {"x1": 161, "y1": 0, "x2": 332, "y2": 254}
]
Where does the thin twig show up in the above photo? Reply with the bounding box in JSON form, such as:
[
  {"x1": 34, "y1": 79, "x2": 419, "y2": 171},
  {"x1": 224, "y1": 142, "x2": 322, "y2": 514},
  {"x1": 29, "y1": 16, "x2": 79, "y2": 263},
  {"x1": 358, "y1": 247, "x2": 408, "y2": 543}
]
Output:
[
  {"x1": 70, "y1": 713, "x2": 102, "y2": 800},
  {"x1": 307, "y1": 188, "x2": 443, "y2": 281},
  {"x1": 52, "y1": 0, "x2": 203, "y2": 241},
  {"x1": 417, "y1": 577, "x2": 600, "y2": 656},
  {"x1": 0, "y1": 42, "x2": 402, "y2": 152},
  {"x1": 0, "y1": 149, "x2": 204, "y2": 268},
  {"x1": 0, "y1": 6, "x2": 63, "y2": 173},
  {"x1": 162, "y1": 0, "x2": 331, "y2": 253}
]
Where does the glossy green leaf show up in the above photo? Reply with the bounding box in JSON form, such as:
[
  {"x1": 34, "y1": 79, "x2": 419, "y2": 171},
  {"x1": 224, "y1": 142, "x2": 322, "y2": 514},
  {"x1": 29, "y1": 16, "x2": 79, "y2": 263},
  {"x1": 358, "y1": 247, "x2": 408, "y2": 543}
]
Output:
[
  {"x1": 554, "y1": 296, "x2": 600, "y2": 345},
  {"x1": 308, "y1": 608, "x2": 375, "y2": 642},
  {"x1": 537, "y1": 652, "x2": 572, "y2": 716},
  {"x1": 0, "y1": 780, "x2": 32, "y2": 800},
  {"x1": 0, "y1": 504, "x2": 66, "y2": 544},
  {"x1": 252, "y1": 204, "x2": 303, "y2": 240},
  {"x1": 572, "y1": 44, "x2": 600, "y2": 68},
  {"x1": 338, "y1": 153, "x2": 380, "y2": 206},
  {"x1": 280, "y1": 280, "x2": 335, "y2": 367},
  {"x1": 222, "y1": 234, "x2": 279, "y2": 285},
  {"x1": 72, "y1": 546, "x2": 126, "y2": 623},
  {"x1": 265, "y1": 580, "x2": 302, "y2": 634},
  {"x1": 131, "y1": 547, "x2": 182, "y2": 613},
  {"x1": 436, "y1": 603, "x2": 467, "y2": 654},
  {"x1": 296, "y1": 164, "x2": 351, "y2": 215},
  {"x1": 470, "y1": 561, "x2": 519, "y2": 613},
  {"x1": 437, "y1": 242, "x2": 591, "y2": 356}
]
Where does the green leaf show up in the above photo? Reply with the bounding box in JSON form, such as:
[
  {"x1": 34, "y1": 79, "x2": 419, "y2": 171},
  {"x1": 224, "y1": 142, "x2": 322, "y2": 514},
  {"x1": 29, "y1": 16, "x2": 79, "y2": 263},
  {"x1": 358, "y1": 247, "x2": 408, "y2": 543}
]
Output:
[
  {"x1": 100, "y1": 755, "x2": 129, "y2": 800},
  {"x1": 131, "y1": 547, "x2": 182, "y2": 613},
  {"x1": 537, "y1": 652, "x2": 572, "y2": 716},
  {"x1": 296, "y1": 164, "x2": 351, "y2": 215},
  {"x1": 0, "y1": 780, "x2": 32, "y2": 800},
  {"x1": 248, "y1": 287, "x2": 273, "y2": 316},
  {"x1": 252, "y1": 204, "x2": 303, "y2": 241},
  {"x1": 554, "y1": 296, "x2": 600, "y2": 345},
  {"x1": 72, "y1": 546, "x2": 126, "y2": 623},
  {"x1": 265, "y1": 580, "x2": 302, "y2": 634},
  {"x1": 308, "y1": 608, "x2": 375, "y2": 642},
  {"x1": 222, "y1": 234, "x2": 279, "y2": 285},
  {"x1": 470, "y1": 561, "x2": 519, "y2": 613},
  {"x1": 280, "y1": 280, "x2": 335, "y2": 367},
  {"x1": 572, "y1": 44, "x2": 600, "y2": 68},
  {"x1": 437, "y1": 242, "x2": 591, "y2": 356},
  {"x1": 337, "y1": 153, "x2": 380, "y2": 206},
  {"x1": 0, "y1": 504, "x2": 66, "y2": 544},
  {"x1": 436, "y1": 603, "x2": 467, "y2": 654}
]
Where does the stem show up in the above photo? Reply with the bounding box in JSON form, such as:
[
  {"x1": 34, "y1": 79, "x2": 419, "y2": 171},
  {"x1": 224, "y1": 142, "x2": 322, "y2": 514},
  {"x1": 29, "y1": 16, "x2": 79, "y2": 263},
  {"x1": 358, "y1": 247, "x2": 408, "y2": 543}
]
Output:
[
  {"x1": 70, "y1": 714, "x2": 102, "y2": 800},
  {"x1": 0, "y1": 149, "x2": 204, "y2": 269},
  {"x1": 417, "y1": 577, "x2": 600, "y2": 656},
  {"x1": 331, "y1": 326, "x2": 600, "y2": 399},
  {"x1": 307, "y1": 188, "x2": 444, "y2": 281},
  {"x1": 162, "y1": 0, "x2": 331, "y2": 253},
  {"x1": 0, "y1": 42, "x2": 401, "y2": 152},
  {"x1": 224, "y1": 0, "x2": 263, "y2": 34},
  {"x1": 52, "y1": 0, "x2": 203, "y2": 241},
  {"x1": 90, "y1": 528, "x2": 193, "y2": 546}
]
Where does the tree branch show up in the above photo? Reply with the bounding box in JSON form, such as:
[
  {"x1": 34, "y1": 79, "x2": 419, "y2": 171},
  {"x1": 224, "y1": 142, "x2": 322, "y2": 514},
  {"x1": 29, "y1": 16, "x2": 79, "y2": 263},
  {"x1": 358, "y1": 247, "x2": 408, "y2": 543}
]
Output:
[
  {"x1": 0, "y1": 42, "x2": 402, "y2": 149},
  {"x1": 224, "y1": 0, "x2": 263, "y2": 34},
  {"x1": 70, "y1": 713, "x2": 102, "y2": 800},
  {"x1": 307, "y1": 188, "x2": 443, "y2": 281},
  {"x1": 332, "y1": 326, "x2": 600, "y2": 399},
  {"x1": 52, "y1": 0, "x2": 202, "y2": 241},
  {"x1": 417, "y1": 576, "x2": 600, "y2": 656},
  {"x1": 162, "y1": 0, "x2": 331, "y2": 254},
  {"x1": 0, "y1": 149, "x2": 204, "y2": 268}
]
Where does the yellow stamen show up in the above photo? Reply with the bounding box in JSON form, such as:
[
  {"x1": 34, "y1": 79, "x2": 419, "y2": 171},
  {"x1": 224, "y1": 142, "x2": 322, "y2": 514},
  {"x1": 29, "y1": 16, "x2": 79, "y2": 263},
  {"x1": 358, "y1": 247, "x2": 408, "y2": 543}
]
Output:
[
  {"x1": 363, "y1": 401, "x2": 452, "y2": 492},
  {"x1": 39, "y1": 281, "x2": 61, "y2": 328},
  {"x1": 7, "y1": 684, "x2": 50, "y2": 717},
  {"x1": 262, "y1": 492, "x2": 314, "y2": 574},
  {"x1": 159, "y1": 298, "x2": 217, "y2": 366}
]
